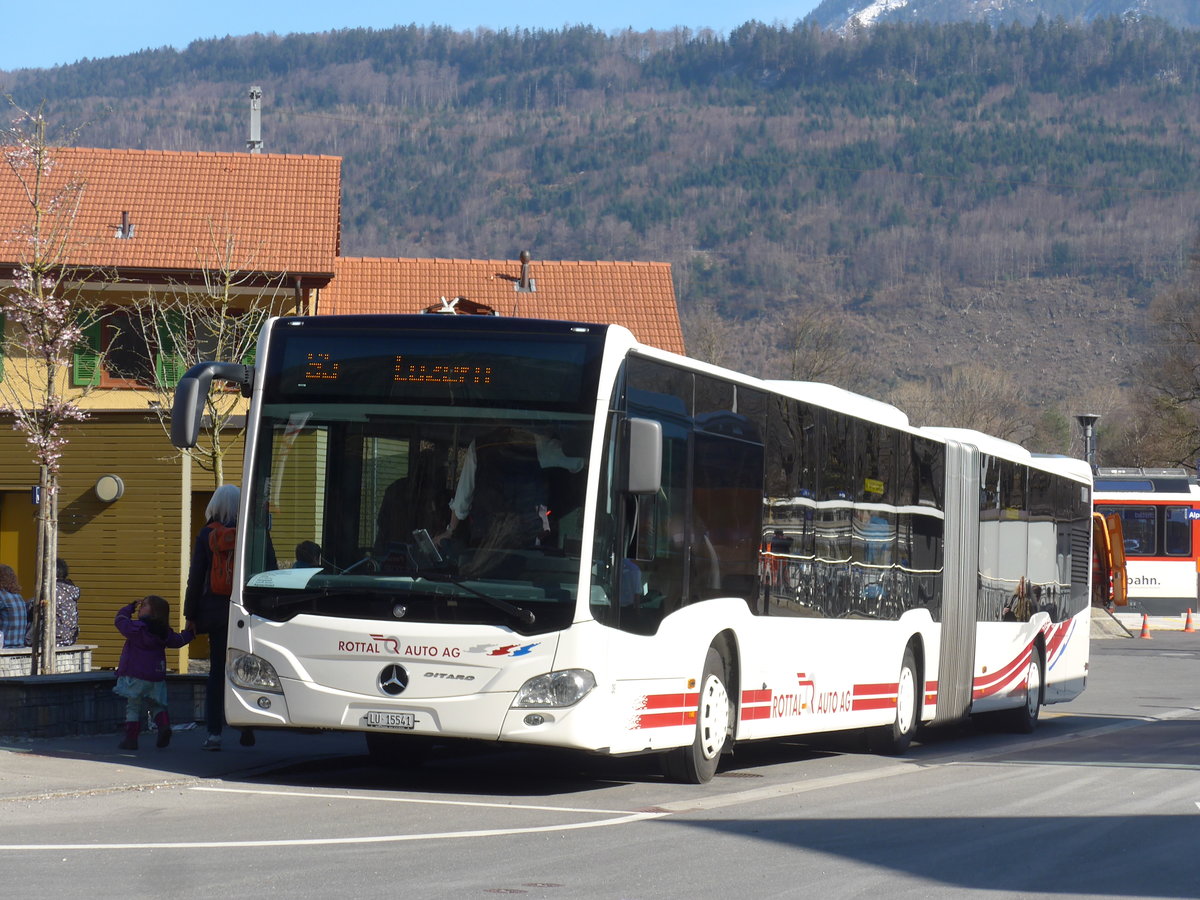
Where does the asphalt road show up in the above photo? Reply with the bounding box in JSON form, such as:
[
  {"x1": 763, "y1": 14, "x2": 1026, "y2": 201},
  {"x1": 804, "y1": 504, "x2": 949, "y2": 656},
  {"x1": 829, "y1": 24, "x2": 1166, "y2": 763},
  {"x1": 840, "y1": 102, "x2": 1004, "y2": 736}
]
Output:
[{"x1": 1, "y1": 627, "x2": 1197, "y2": 899}]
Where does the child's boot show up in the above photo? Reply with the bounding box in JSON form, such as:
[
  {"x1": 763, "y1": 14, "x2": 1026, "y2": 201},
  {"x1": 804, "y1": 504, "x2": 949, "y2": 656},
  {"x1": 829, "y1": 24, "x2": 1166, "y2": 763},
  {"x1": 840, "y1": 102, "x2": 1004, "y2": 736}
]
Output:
[
  {"x1": 154, "y1": 711, "x2": 172, "y2": 748},
  {"x1": 118, "y1": 721, "x2": 140, "y2": 750}
]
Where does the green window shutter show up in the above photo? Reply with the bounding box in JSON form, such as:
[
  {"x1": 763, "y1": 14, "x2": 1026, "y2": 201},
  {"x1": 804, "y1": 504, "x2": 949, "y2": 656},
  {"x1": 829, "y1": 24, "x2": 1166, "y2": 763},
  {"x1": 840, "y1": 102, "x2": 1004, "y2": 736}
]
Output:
[
  {"x1": 153, "y1": 311, "x2": 187, "y2": 388},
  {"x1": 72, "y1": 320, "x2": 102, "y2": 386},
  {"x1": 241, "y1": 342, "x2": 256, "y2": 366}
]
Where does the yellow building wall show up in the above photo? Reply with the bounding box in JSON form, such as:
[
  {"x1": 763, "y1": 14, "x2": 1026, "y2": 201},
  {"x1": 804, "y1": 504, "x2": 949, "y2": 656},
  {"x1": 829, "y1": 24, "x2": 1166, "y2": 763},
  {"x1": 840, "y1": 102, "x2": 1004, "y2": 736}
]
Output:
[{"x1": 0, "y1": 412, "x2": 245, "y2": 671}]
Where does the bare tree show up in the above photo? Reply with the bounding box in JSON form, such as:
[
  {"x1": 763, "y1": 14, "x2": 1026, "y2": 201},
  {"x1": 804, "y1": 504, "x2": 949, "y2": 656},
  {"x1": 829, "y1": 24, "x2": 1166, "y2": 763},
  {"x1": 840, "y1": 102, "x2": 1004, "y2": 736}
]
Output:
[
  {"x1": 684, "y1": 301, "x2": 859, "y2": 390},
  {"x1": 1132, "y1": 235, "x2": 1200, "y2": 471},
  {"x1": 889, "y1": 365, "x2": 1032, "y2": 444},
  {"x1": 681, "y1": 298, "x2": 739, "y2": 369},
  {"x1": 772, "y1": 307, "x2": 857, "y2": 386},
  {"x1": 0, "y1": 103, "x2": 103, "y2": 673},
  {"x1": 132, "y1": 226, "x2": 295, "y2": 487}
]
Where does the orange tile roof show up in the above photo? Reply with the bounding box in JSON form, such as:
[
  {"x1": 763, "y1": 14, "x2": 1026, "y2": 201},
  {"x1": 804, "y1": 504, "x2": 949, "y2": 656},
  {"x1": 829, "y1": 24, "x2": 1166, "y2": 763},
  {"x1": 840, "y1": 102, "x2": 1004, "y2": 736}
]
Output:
[
  {"x1": 0, "y1": 147, "x2": 340, "y2": 277},
  {"x1": 319, "y1": 257, "x2": 685, "y2": 354}
]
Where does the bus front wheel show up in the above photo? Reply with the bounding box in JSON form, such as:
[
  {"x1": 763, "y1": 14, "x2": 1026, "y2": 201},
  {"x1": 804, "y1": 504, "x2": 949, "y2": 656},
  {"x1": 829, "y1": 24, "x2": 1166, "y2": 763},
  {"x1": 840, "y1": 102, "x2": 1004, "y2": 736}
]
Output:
[{"x1": 661, "y1": 647, "x2": 732, "y2": 784}]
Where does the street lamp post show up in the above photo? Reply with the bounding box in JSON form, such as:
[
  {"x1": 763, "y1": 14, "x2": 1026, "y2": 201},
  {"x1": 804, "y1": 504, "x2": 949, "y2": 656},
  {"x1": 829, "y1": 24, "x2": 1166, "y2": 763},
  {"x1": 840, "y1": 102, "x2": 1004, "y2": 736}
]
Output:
[{"x1": 1076, "y1": 413, "x2": 1100, "y2": 469}]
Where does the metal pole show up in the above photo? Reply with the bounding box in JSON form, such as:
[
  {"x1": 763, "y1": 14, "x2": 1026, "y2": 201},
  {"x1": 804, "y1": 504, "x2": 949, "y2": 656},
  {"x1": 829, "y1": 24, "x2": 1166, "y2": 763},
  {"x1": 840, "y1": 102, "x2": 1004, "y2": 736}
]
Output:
[{"x1": 1075, "y1": 414, "x2": 1100, "y2": 469}]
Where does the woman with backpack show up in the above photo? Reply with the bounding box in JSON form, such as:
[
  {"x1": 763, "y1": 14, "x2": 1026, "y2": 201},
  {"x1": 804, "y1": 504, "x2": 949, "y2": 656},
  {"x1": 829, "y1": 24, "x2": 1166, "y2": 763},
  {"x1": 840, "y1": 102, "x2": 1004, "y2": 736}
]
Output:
[{"x1": 184, "y1": 483, "x2": 254, "y2": 751}]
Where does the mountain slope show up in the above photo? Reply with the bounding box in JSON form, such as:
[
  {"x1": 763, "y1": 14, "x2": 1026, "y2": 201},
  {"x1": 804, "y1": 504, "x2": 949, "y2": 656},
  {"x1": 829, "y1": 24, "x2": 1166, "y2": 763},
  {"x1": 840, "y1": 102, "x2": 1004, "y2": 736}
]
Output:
[
  {"x1": 2, "y1": 20, "x2": 1199, "y2": 447},
  {"x1": 807, "y1": 0, "x2": 1200, "y2": 29}
]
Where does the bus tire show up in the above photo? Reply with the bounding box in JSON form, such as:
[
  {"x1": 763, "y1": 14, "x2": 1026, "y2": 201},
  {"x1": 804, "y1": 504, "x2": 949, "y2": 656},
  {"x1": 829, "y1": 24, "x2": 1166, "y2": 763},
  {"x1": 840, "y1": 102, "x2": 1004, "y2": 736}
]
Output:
[
  {"x1": 1007, "y1": 647, "x2": 1043, "y2": 734},
  {"x1": 868, "y1": 644, "x2": 919, "y2": 756},
  {"x1": 364, "y1": 731, "x2": 433, "y2": 767},
  {"x1": 661, "y1": 647, "x2": 732, "y2": 784}
]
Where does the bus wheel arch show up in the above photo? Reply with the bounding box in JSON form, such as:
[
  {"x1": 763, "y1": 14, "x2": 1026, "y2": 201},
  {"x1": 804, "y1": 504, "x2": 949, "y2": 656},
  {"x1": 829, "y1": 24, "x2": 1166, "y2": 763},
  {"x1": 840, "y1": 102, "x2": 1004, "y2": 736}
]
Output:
[
  {"x1": 661, "y1": 635, "x2": 737, "y2": 784},
  {"x1": 867, "y1": 637, "x2": 922, "y2": 756}
]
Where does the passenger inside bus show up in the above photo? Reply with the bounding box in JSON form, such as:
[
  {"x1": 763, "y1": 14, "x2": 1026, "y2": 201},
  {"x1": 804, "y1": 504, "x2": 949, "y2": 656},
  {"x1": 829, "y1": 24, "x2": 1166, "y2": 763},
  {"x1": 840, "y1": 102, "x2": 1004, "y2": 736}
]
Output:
[
  {"x1": 434, "y1": 427, "x2": 585, "y2": 576},
  {"x1": 294, "y1": 541, "x2": 323, "y2": 569},
  {"x1": 375, "y1": 445, "x2": 448, "y2": 556}
]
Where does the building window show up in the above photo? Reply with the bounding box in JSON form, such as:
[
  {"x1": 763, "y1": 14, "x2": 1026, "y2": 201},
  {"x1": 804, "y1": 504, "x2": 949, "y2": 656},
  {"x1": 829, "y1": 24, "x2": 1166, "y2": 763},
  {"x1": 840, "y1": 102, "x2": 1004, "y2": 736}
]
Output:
[{"x1": 72, "y1": 307, "x2": 184, "y2": 389}]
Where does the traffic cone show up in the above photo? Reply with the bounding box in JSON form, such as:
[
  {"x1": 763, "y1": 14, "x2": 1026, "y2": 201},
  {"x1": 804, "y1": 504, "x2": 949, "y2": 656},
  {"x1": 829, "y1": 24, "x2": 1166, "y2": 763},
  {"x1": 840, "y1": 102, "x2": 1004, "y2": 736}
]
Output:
[
  {"x1": 1139, "y1": 613, "x2": 1152, "y2": 639},
  {"x1": 1184, "y1": 609, "x2": 1195, "y2": 633}
]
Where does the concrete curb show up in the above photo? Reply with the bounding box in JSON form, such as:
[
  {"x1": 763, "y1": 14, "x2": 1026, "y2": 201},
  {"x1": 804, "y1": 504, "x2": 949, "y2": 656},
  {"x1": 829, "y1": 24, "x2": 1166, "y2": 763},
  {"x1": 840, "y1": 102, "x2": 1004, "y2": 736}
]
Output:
[{"x1": 1091, "y1": 606, "x2": 1133, "y2": 639}]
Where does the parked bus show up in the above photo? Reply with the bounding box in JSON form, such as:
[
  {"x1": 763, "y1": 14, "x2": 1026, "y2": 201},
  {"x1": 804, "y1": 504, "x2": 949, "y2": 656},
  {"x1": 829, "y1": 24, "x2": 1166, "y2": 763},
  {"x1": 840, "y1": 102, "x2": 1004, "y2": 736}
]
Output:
[
  {"x1": 172, "y1": 315, "x2": 1095, "y2": 783},
  {"x1": 1094, "y1": 467, "x2": 1200, "y2": 616}
]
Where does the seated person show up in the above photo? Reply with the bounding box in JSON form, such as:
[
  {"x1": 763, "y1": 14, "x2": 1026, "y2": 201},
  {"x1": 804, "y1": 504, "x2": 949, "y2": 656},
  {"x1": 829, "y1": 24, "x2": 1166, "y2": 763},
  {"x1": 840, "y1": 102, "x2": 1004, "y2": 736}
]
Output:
[
  {"x1": 294, "y1": 541, "x2": 322, "y2": 569},
  {"x1": 436, "y1": 428, "x2": 584, "y2": 551}
]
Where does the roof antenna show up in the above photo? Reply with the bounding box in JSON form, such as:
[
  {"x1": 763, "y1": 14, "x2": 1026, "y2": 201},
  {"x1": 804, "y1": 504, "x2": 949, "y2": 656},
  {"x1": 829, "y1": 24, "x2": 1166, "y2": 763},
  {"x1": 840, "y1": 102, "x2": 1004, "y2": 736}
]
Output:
[{"x1": 247, "y1": 86, "x2": 263, "y2": 153}]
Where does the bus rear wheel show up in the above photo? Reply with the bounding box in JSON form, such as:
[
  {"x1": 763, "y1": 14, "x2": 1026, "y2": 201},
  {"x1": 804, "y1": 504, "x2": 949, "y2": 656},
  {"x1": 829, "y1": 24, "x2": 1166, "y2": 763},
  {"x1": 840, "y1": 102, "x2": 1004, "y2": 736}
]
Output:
[
  {"x1": 1007, "y1": 649, "x2": 1043, "y2": 734},
  {"x1": 868, "y1": 645, "x2": 919, "y2": 756},
  {"x1": 661, "y1": 647, "x2": 732, "y2": 784}
]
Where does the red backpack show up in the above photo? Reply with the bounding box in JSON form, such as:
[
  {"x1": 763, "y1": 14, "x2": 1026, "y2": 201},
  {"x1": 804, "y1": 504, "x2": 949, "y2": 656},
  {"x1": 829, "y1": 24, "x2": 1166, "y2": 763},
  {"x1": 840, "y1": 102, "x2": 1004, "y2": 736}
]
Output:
[{"x1": 207, "y1": 522, "x2": 237, "y2": 595}]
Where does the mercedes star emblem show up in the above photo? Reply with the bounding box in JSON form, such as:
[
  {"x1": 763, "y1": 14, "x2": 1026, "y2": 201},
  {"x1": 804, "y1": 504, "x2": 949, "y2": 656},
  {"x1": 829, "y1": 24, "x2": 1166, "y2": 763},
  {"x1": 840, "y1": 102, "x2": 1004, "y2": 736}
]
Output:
[{"x1": 379, "y1": 663, "x2": 409, "y2": 696}]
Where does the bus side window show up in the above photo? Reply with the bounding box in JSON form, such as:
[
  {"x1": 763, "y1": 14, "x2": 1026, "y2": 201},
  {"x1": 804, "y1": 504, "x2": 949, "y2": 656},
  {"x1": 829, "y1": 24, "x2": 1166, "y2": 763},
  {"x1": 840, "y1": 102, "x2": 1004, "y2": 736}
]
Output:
[
  {"x1": 623, "y1": 359, "x2": 692, "y2": 633},
  {"x1": 1164, "y1": 507, "x2": 1191, "y2": 556}
]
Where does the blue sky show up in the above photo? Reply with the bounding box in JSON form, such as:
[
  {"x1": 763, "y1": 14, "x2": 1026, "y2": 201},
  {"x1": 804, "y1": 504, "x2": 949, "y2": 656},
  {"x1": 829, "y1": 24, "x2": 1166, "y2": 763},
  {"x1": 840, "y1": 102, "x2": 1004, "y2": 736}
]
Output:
[{"x1": 3, "y1": 1, "x2": 824, "y2": 72}]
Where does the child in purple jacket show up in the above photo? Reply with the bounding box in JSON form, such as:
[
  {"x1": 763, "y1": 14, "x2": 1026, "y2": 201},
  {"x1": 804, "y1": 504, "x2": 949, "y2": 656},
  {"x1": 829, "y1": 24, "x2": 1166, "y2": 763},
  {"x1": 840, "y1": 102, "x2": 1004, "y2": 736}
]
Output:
[{"x1": 114, "y1": 596, "x2": 194, "y2": 750}]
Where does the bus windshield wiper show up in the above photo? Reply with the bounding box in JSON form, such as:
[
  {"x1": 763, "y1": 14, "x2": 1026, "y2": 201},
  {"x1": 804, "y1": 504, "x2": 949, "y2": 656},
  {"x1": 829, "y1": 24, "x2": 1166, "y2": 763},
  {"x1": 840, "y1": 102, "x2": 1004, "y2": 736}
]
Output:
[
  {"x1": 251, "y1": 588, "x2": 368, "y2": 610},
  {"x1": 418, "y1": 574, "x2": 536, "y2": 626}
]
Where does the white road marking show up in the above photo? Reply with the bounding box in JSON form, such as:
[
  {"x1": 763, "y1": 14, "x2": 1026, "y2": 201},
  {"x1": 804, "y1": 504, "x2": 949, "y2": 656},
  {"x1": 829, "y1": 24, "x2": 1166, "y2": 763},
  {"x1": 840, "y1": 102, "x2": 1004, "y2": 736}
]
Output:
[
  {"x1": 0, "y1": 808, "x2": 665, "y2": 851},
  {"x1": 652, "y1": 763, "x2": 918, "y2": 814},
  {"x1": 194, "y1": 785, "x2": 644, "y2": 815}
]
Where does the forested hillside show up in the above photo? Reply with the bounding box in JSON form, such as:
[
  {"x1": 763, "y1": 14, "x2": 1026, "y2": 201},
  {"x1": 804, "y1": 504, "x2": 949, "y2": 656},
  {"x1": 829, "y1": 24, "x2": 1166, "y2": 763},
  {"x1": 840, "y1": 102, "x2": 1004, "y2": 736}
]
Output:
[{"x1": 4, "y1": 18, "x2": 1199, "y2": 452}]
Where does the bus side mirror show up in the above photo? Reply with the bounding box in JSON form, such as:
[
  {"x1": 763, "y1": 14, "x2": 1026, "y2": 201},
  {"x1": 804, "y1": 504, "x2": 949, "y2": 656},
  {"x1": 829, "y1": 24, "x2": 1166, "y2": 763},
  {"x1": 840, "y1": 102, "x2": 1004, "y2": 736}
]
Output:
[
  {"x1": 171, "y1": 362, "x2": 254, "y2": 449},
  {"x1": 624, "y1": 417, "x2": 662, "y2": 495}
]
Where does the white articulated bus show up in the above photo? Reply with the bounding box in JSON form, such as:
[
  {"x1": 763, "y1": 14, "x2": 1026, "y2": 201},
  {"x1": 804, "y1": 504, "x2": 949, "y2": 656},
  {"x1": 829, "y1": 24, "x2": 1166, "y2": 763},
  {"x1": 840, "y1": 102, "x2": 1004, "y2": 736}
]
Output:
[{"x1": 172, "y1": 315, "x2": 1095, "y2": 783}]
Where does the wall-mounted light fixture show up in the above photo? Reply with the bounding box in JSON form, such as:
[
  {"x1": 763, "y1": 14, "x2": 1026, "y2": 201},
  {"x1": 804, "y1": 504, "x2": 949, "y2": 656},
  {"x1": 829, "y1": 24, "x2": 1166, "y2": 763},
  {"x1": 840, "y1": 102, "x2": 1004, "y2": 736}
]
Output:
[{"x1": 95, "y1": 474, "x2": 125, "y2": 503}]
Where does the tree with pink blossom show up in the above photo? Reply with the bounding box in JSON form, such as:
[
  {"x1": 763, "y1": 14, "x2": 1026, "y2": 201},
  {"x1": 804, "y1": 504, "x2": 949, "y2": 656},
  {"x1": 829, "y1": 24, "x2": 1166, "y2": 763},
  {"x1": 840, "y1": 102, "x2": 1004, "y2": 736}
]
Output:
[{"x1": 0, "y1": 104, "x2": 104, "y2": 674}]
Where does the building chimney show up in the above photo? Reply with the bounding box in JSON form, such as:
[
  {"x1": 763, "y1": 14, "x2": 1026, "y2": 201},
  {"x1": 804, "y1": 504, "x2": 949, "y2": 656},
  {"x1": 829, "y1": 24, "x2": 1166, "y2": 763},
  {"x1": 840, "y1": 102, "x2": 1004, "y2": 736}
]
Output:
[
  {"x1": 515, "y1": 250, "x2": 536, "y2": 293},
  {"x1": 247, "y1": 86, "x2": 263, "y2": 153},
  {"x1": 114, "y1": 210, "x2": 135, "y2": 239}
]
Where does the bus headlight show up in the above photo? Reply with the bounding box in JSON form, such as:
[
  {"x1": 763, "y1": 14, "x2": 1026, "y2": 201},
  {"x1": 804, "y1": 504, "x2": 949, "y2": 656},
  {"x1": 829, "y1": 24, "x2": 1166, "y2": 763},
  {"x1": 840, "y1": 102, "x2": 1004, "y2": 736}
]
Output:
[
  {"x1": 513, "y1": 669, "x2": 596, "y2": 708},
  {"x1": 227, "y1": 649, "x2": 283, "y2": 693}
]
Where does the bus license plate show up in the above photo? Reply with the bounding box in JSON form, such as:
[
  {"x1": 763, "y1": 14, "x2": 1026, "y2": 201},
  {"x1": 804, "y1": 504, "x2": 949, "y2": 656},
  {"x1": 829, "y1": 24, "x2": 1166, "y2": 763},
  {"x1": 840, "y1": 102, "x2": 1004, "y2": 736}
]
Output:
[{"x1": 366, "y1": 711, "x2": 415, "y2": 730}]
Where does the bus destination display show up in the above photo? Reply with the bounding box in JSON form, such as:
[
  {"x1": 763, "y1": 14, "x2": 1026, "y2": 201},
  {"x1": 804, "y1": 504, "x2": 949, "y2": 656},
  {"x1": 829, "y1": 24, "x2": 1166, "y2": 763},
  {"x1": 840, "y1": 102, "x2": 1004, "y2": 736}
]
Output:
[
  {"x1": 301, "y1": 352, "x2": 493, "y2": 387},
  {"x1": 268, "y1": 332, "x2": 597, "y2": 408}
]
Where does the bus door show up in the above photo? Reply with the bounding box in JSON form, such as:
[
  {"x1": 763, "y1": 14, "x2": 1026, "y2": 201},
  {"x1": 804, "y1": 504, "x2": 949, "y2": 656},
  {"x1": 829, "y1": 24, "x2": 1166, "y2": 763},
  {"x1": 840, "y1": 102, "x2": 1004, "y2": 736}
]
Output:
[{"x1": 1092, "y1": 512, "x2": 1127, "y2": 608}]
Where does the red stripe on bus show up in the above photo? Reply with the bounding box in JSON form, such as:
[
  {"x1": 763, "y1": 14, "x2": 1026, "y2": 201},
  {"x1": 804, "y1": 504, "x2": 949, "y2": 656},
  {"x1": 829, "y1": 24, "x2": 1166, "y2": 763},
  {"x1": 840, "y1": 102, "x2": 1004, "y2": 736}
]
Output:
[
  {"x1": 640, "y1": 692, "x2": 696, "y2": 710},
  {"x1": 742, "y1": 689, "x2": 772, "y2": 703},
  {"x1": 1044, "y1": 621, "x2": 1070, "y2": 657},
  {"x1": 852, "y1": 697, "x2": 896, "y2": 711},
  {"x1": 636, "y1": 710, "x2": 697, "y2": 729},
  {"x1": 740, "y1": 706, "x2": 773, "y2": 721},
  {"x1": 974, "y1": 644, "x2": 1032, "y2": 693},
  {"x1": 854, "y1": 682, "x2": 898, "y2": 697}
]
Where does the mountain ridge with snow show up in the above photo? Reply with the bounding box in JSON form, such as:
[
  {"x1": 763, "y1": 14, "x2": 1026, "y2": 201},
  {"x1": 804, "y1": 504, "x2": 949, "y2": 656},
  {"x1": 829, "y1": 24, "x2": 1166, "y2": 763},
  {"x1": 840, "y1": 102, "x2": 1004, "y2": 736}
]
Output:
[{"x1": 806, "y1": 0, "x2": 1200, "y2": 30}]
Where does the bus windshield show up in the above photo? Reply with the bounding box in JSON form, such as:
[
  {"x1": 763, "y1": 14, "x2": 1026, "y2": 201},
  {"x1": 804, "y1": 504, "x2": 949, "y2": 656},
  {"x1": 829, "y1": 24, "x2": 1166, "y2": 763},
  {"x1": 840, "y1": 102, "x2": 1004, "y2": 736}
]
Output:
[{"x1": 240, "y1": 319, "x2": 604, "y2": 635}]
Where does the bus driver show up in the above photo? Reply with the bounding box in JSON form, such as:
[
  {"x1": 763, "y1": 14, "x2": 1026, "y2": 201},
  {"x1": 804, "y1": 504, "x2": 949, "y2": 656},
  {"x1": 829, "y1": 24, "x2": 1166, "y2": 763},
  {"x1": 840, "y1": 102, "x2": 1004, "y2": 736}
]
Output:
[{"x1": 435, "y1": 427, "x2": 585, "y2": 552}]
